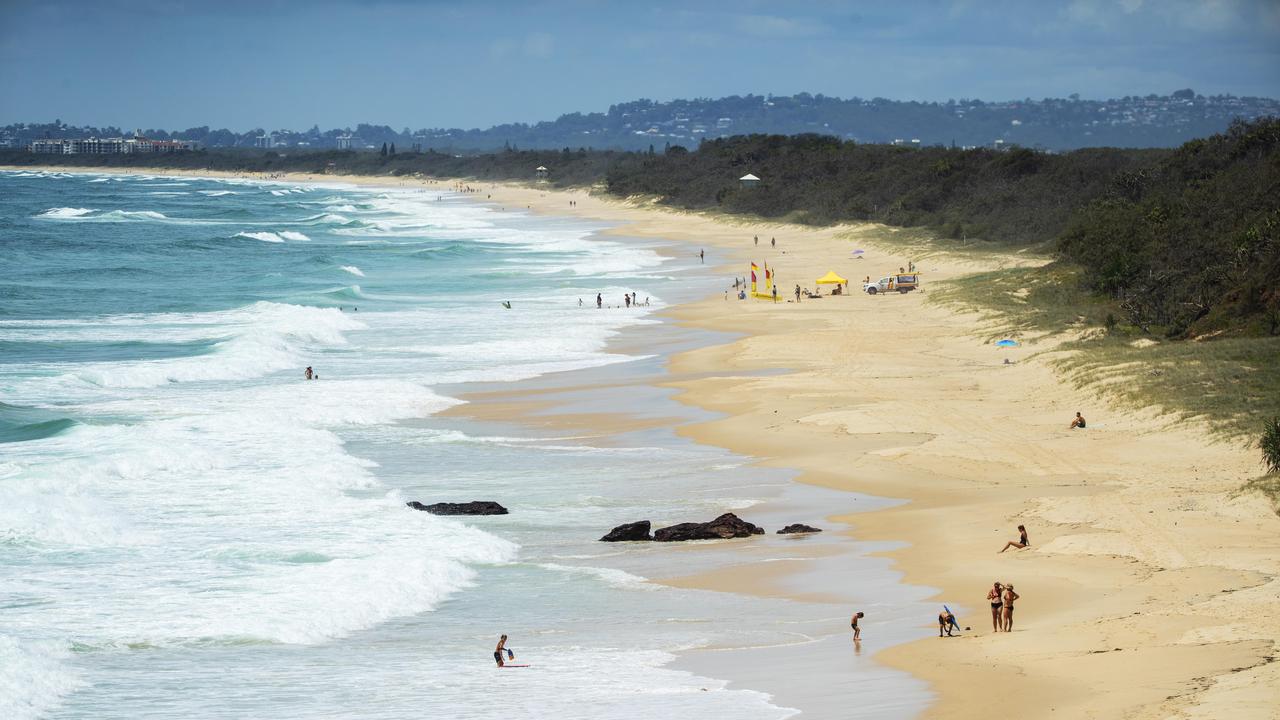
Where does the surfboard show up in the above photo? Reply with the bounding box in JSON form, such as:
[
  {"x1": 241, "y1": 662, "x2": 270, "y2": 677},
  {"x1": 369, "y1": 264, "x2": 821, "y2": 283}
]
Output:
[{"x1": 500, "y1": 664, "x2": 531, "y2": 668}]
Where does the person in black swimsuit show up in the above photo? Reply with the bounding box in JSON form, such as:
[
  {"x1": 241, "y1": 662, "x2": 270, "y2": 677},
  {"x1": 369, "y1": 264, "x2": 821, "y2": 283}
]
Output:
[
  {"x1": 850, "y1": 611, "x2": 864, "y2": 641},
  {"x1": 1070, "y1": 412, "x2": 1086, "y2": 429},
  {"x1": 1000, "y1": 525, "x2": 1030, "y2": 553},
  {"x1": 1002, "y1": 585, "x2": 1020, "y2": 632},
  {"x1": 988, "y1": 582, "x2": 1004, "y2": 632}
]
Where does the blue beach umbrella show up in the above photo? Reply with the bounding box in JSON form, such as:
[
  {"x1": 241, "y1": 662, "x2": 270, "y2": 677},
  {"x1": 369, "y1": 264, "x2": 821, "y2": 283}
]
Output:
[
  {"x1": 852, "y1": 249, "x2": 865, "y2": 254},
  {"x1": 995, "y1": 339, "x2": 1019, "y2": 348}
]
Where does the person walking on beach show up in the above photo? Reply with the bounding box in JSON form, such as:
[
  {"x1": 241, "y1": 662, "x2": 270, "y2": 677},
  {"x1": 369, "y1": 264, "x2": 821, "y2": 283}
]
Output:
[
  {"x1": 772, "y1": 284, "x2": 778, "y2": 303},
  {"x1": 771, "y1": 236, "x2": 776, "y2": 248},
  {"x1": 754, "y1": 235, "x2": 759, "y2": 246},
  {"x1": 850, "y1": 611, "x2": 864, "y2": 640},
  {"x1": 988, "y1": 582, "x2": 1004, "y2": 632},
  {"x1": 795, "y1": 284, "x2": 801, "y2": 302},
  {"x1": 494, "y1": 634, "x2": 514, "y2": 667},
  {"x1": 699, "y1": 249, "x2": 705, "y2": 263},
  {"x1": 1070, "y1": 412, "x2": 1087, "y2": 429},
  {"x1": 1000, "y1": 525, "x2": 1030, "y2": 553},
  {"x1": 625, "y1": 294, "x2": 631, "y2": 308},
  {"x1": 1002, "y1": 585, "x2": 1020, "y2": 632},
  {"x1": 596, "y1": 293, "x2": 602, "y2": 309}
]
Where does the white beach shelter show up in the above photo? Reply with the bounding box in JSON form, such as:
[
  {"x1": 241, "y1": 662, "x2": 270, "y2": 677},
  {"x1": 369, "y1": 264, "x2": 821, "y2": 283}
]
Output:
[
  {"x1": 535, "y1": 165, "x2": 549, "y2": 179},
  {"x1": 739, "y1": 173, "x2": 760, "y2": 188}
]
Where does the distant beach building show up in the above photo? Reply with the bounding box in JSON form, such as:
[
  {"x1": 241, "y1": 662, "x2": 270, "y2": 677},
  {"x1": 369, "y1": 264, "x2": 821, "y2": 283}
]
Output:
[
  {"x1": 29, "y1": 132, "x2": 198, "y2": 155},
  {"x1": 336, "y1": 135, "x2": 354, "y2": 150},
  {"x1": 739, "y1": 173, "x2": 760, "y2": 188},
  {"x1": 535, "y1": 165, "x2": 549, "y2": 180}
]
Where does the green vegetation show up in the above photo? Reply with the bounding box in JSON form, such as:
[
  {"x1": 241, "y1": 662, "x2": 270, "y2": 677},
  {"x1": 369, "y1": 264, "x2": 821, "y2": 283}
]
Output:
[
  {"x1": 1058, "y1": 119, "x2": 1280, "y2": 338},
  {"x1": 1262, "y1": 418, "x2": 1280, "y2": 474}
]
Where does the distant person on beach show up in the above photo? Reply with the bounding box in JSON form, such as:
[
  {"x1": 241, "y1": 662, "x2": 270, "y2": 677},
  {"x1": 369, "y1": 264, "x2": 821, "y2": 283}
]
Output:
[
  {"x1": 771, "y1": 237, "x2": 776, "y2": 248},
  {"x1": 1000, "y1": 525, "x2": 1030, "y2": 553},
  {"x1": 494, "y1": 635, "x2": 513, "y2": 667},
  {"x1": 772, "y1": 285, "x2": 778, "y2": 303},
  {"x1": 1002, "y1": 585, "x2": 1020, "y2": 632},
  {"x1": 988, "y1": 582, "x2": 1004, "y2": 632},
  {"x1": 795, "y1": 284, "x2": 801, "y2": 302},
  {"x1": 850, "y1": 611, "x2": 864, "y2": 640},
  {"x1": 579, "y1": 298, "x2": 583, "y2": 307},
  {"x1": 754, "y1": 235, "x2": 759, "y2": 245},
  {"x1": 597, "y1": 293, "x2": 603, "y2": 309},
  {"x1": 939, "y1": 607, "x2": 960, "y2": 636},
  {"x1": 1070, "y1": 412, "x2": 1086, "y2": 429},
  {"x1": 304, "y1": 366, "x2": 313, "y2": 380},
  {"x1": 699, "y1": 249, "x2": 705, "y2": 263},
  {"x1": 625, "y1": 294, "x2": 631, "y2": 308}
]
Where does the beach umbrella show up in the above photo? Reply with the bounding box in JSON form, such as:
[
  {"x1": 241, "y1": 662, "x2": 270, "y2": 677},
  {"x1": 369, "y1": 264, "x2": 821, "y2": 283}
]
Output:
[
  {"x1": 852, "y1": 249, "x2": 865, "y2": 254},
  {"x1": 995, "y1": 339, "x2": 1019, "y2": 348}
]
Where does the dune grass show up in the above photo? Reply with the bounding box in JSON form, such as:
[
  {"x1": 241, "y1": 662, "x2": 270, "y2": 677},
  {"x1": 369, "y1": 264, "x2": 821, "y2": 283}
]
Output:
[{"x1": 931, "y1": 263, "x2": 1280, "y2": 442}]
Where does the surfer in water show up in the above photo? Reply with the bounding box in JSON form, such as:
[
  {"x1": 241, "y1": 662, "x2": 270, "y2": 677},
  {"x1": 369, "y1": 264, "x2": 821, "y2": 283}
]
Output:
[{"x1": 494, "y1": 635, "x2": 514, "y2": 667}]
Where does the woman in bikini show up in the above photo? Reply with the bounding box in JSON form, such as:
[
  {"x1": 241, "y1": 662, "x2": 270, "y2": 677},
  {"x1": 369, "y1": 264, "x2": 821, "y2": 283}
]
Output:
[
  {"x1": 987, "y1": 582, "x2": 1004, "y2": 632},
  {"x1": 1002, "y1": 584, "x2": 1020, "y2": 632},
  {"x1": 1000, "y1": 525, "x2": 1030, "y2": 553}
]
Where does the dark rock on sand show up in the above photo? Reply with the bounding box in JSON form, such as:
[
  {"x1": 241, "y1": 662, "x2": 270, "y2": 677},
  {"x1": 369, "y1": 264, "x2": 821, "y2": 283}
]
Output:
[
  {"x1": 407, "y1": 501, "x2": 508, "y2": 515},
  {"x1": 652, "y1": 513, "x2": 764, "y2": 542},
  {"x1": 777, "y1": 524, "x2": 823, "y2": 534},
  {"x1": 599, "y1": 520, "x2": 652, "y2": 542}
]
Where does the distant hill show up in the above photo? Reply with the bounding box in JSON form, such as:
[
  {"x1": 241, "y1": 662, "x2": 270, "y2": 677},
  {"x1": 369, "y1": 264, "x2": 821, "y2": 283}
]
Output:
[{"x1": 4, "y1": 90, "x2": 1278, "y2": 153}]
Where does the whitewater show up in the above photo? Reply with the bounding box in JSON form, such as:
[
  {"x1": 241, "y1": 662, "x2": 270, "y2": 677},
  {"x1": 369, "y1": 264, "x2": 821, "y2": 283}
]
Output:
[{"x1": 0, "y1": 170, "x2": 927, "y2": 719}]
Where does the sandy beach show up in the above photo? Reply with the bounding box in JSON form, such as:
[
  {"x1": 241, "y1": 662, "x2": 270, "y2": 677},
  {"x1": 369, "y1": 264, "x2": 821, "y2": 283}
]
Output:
[{"x1": 14, "y1": 165, "x2": 1280, "y2": 718}]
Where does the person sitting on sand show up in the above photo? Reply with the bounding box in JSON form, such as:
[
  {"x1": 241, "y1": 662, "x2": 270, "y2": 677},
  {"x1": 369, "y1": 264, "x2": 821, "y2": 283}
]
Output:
[
  {"x1": 939, "y1": 607, "x2": 960, "y2": 637},
  {"x1": 1002, "y1": 585, "x2": 1020, "y2": 632},
  {"x1": 1000, "y1": 525, "x2": 1030, "y2": 553},
  {"x1": 988, "y1": 582, "x2": 1004, "y2": 632},
  {"x1": 850, "y1": 611, "x2": 864, "y2": 640},
  {"x1": 494, "y1": 634, "x2": 514, "y2": 667},
  {"x1": 1070, "y1": 412, "x2": 1086, "y2": 429}
]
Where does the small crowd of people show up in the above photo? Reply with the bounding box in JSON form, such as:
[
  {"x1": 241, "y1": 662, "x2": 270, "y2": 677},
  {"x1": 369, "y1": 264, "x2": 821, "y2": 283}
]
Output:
[{"x1": 849, "y1": 524, "x2": 1031, "y2": 644}]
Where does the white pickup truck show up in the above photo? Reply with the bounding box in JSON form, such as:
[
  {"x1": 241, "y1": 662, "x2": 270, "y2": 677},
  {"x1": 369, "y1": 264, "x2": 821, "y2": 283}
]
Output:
[{"x1": 863, "y1": 273, "x2": 920, "y2": 295}]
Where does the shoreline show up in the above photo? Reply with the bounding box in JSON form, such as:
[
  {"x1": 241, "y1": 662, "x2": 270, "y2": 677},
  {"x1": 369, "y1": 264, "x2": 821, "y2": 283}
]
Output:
[{"x1": 10, "y1": 165, "x2": 1279, "y2": 718}]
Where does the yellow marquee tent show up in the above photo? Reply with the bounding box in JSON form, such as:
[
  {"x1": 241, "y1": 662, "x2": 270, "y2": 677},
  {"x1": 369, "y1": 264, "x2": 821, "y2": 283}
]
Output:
[{"x1": 815, "y1": 271, "x2": 848, "y2": 285}]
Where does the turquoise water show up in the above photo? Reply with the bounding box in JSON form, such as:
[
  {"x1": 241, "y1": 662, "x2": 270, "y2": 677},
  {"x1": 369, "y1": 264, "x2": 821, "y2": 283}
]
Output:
[{"x1": 0, "y1": 170, "x2": 930, "y2": 719}]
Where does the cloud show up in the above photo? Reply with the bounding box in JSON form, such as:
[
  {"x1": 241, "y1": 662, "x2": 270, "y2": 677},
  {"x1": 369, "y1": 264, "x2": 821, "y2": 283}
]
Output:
[
  {"x1": 733, "y1": 14, "x2": 824, "y2": 38},
  {"x1": 524, "y1": 32, "x2": 554, "y2": 59}
]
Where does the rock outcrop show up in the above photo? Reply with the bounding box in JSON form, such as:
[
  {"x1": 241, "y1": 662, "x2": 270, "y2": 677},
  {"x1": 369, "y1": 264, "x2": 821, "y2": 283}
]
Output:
[
  {"x1": 777, "y1": 524, "x2": 822, "y2": 534},
  {"x1": 599, "y1": 520, "x2": 652, "y2": 542},
  {"x1": 652, "y1": 513, "x2": 764, "y2": 542},
  {"x1": 407, "y1": 500, "x2": 508, "y2": 515}
]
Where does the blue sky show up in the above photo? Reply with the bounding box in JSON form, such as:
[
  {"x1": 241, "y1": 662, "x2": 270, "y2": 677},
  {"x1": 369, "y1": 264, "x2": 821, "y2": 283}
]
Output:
[{"x1": 3, "y1": 0, "x2": 1278, "y2": 131}]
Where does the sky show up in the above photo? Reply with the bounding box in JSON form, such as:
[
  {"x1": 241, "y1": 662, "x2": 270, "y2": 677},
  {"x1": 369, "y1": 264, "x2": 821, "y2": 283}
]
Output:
[{"x1": 2, "y1": 0, "x2": 1278, "y2": 132}]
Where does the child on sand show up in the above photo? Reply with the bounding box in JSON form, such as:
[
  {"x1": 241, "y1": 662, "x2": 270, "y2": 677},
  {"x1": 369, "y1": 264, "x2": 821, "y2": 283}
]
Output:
[
  {"x1": 850, "y1": 611, "x2": 864, "y2": 640},
  {"x1": 938, "y1": 607, "x2": 960, "y2": 636}
]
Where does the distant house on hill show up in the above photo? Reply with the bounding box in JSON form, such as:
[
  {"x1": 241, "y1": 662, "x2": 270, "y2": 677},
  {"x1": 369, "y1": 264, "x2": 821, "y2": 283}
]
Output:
[
  {"x1": 739, "y1": 173, "x2": 760, "y2": 188},
  {"x1": 535, "y1": 165, "x2": 549, "y2": 180}
]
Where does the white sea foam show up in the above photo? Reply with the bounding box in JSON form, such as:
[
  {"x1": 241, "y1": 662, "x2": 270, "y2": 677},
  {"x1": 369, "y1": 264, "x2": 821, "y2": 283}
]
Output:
[
  {"x1": 279, "y1": 231, "x2": 310, "y2": 241},
  {"x1": 236, "y1": 231, "x2": 284, "y2": 243},
  {"x1": 199, "y1": 190, "x2": 237, "y2": 196},
  {"x1": 0, "y1": 636, "x2": 84, "y2": 720},
  {"x1": 340, "y1": 265, "x2": 365, "y2": 277},
  {"x1": 37, "y1": 207, "x2": 94, "y2": 218}
]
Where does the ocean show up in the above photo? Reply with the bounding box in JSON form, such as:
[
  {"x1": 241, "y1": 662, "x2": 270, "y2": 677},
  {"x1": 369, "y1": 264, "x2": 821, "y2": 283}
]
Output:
[{"x1": 0, "y1": 170, "x2": 930, "y2": 719}]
